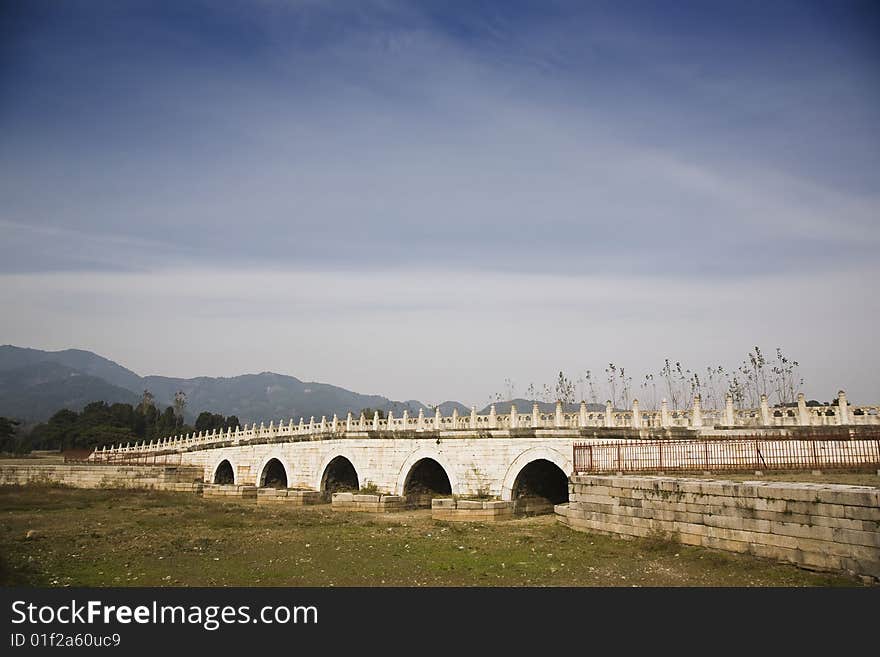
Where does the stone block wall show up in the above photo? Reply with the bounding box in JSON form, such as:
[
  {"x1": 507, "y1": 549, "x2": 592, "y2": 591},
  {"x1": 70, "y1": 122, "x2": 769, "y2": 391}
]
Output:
[
  {"x1": 255, "y1": 488, "x2": 324, "y2": 505},
  {"x1": 202, "y1": 484, "x2": 257, "y2": 499},
  {"x1": 431, "y1": 498, "x2": 515, "y2": 522},
  {"x1": 331, "y1": 492, "x2": 407, "y2": 512},
  {"x1": 0, "y1": 464, "x2": 203, "y2": 491},
  {"x1": 558, "y1": 475, "x2": 880, "y2": 579}
]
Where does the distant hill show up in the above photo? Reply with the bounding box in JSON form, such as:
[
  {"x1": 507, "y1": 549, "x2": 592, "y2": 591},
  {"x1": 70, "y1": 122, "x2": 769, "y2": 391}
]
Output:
[
  {"x1": 435, "y1": 401, "x2": 471, "y2": 415},
  {"x1": 0, "y1": 345, "x2": 605, "y2": 426},
  {"x1": 0, "y1": 360, "x2": 140, "y2": 422},
  {"x1": 0, "y1": 345, "x2": 450, "y2": 424},
  {"x1": 0, "y1": 346, "x2": 143, "y2": 392}
]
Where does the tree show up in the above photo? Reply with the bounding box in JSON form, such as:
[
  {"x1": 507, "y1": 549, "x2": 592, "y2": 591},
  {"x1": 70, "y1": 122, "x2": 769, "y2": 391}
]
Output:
[
  {"x1": 28, "y1": 409, "x2": 77, "y2": 450},
  {"x1": 358, "y1": 408, "x2": 385, "y2": 420},
  {"x1": 137, "y1": 389, "x2": 155, "y2": 413},
  {"x1": 584, "y1": 370, "x2": 598, "y2": 405},
  {"x1": 194, "y1": 412, "x2": 238, "y2": 433},
  {"x1": 555, "y1": 371, "x2": 575, "y2": 404},
  {"x1": 173, "y1": 391, "x2": 187, "y2": 419},
  {"x1": 0, "y1": 417, "x2": 21, "y2": 453},
  {"x1": 771, "y1": 347, "x2": 802, "y2": 405}
]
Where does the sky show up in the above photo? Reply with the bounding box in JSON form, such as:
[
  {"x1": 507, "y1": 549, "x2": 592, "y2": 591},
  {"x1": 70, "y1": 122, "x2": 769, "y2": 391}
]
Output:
[{"x1": 1, "y1": 0, "x2": 879, "y2": 407}]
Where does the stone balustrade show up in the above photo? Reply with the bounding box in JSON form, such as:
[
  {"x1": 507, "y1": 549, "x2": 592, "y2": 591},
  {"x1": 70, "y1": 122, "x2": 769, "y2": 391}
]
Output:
[{"x1": 91, "y1": 390, "x2": 879, "y2": 461}]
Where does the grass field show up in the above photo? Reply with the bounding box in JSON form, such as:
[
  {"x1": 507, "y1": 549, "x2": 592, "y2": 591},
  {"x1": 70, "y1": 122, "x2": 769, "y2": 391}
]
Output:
[{"x1": 0, "y1": 486, "x2": 866, "y2": 587}]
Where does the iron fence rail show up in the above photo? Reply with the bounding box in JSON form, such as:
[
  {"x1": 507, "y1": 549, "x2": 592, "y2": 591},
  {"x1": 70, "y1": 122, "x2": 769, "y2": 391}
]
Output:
[
  {"x1": 70, "y1": 451, "x2": 183, "y2": 467},
  {"x1": 573, "y1": 432, "x2": 880, "y2": 474}
]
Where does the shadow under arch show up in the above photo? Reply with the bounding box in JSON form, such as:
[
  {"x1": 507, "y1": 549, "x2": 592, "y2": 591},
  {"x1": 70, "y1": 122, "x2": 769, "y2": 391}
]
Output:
[
  {"x1": 500, "y1": 446, "x2": 572, "y2": 510},
  {"x1": 213, "y1": 459, "x2": 235, "y2": 485},
  {"x1": 402, "y1": 457, "x2": 452, "y2": 507},
  {"x1": 510, "y1": 458, "x2": 569, "y2": 514},
  {"x1": 320, "y1": 455, "x2": 359, "y2": 494},
  {"x1": 259, "y1": 457, "x2": 288, "y2": 489}
]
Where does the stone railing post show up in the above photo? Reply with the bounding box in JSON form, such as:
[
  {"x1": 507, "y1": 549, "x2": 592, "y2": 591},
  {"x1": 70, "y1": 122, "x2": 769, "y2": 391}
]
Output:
[
  {"x1": 387, "y1": 410, "x2": 395, "y2": 431},
  {"x1": 555, "y1": 401, "x2": 564, "y2": 428},
  {"x1": 604, "y1": 400, "x2": 614, "y2": 428},
  {"x1": 838, "y1": 390, "x2": 849, "y2": 425},
  {"x1": 691, "y1": 396, "x2": 703, "y2": 428},
  {"x1": 489, "y1": 404, "x2": 497, "y2": 429},
  {"x1": 372, "y1": 411, "x2": 379, "y2": 431},
  {"x1": 660, "y1": 399, "x2": 669, "y2": 428},
  {"x1": 510, "y1": 404, "x2": 518, "y2": 429},
  {"x1": 417, "y1": 408, "x2": 425, "y2": 431},
  {"x1": 331, "y1": 414, "x2": 338, "y2": 432},
  {"x1": 469, "y1": 406, "x2": 477, "y2": 429},
  {"x1": 759, "y1": 395, "x2": 770, "y2": 426},
  {"x1": 346, "y1": 412, "x2": 353, "y2": 432},
  {"x1": 402, "y1": 409, "x2": 409, "y2": 430},
  {"x1": 358, "y1": 413, "x2": 366, "y2": 430},
  {"x1": 797, "y1": 393, "x2": 809, "y2": 426},
  {"x1": 434, "y1": 407, "x2": 442, "y2": 430},
  {"x1": 724, "y1": 394, "x2": 735, "y2": 426},
  {"x1": 452, "y1": 408, "x2": 459, "y2": 429},
  {"x1": 532, "y1": 402, "x2": 540, "y2": 429},
  {"x1": 579, "y1": 401, "x2": 588, "y2": 428},
  {"x1": 632, "y1": 399, "x2": 641, "y2": 429}
]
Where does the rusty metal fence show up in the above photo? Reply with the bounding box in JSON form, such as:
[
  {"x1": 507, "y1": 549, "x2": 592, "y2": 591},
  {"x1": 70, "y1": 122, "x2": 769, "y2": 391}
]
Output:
[
  {"x1": 573, "y1": 432, "x2": 880, "y2": 474},
  {"x1": 70, "y1": 451, "x2": 183, "y2": 467}
]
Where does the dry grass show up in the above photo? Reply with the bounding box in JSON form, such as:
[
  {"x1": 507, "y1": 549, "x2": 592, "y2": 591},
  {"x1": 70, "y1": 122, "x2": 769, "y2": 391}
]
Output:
[{"x1": 0, "y1": 486, "x2": 866, "y2": 587}]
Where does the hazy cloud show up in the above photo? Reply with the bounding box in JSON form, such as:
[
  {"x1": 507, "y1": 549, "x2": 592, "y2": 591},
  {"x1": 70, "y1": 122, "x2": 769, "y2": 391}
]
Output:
[{"x1": 1, "y1": 1, "x2": 878, "y2": 404}]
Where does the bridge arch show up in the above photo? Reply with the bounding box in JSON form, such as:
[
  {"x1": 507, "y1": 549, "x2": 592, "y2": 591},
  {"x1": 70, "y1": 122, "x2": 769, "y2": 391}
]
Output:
[
  {"x1": 500, "y1": 447, "x2": 572, "y2": 503},
  {"x1": 394, "y1": 448, "x2": 458, "y2": 504},
  {"x1": 256, "y1": 455, "x2": 290, "y2": 489},
  {"x1": 212, "y1": 458, "x2": 235, "y2": 485},
  {"x1": 317, "y1": 453, "x2": 360, "y2": 493}
]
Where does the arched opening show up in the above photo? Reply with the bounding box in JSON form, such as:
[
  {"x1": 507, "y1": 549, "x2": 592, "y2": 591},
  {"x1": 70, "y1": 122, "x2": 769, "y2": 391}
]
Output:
[
  {"x1": 214, "y1": 460, "x2": 234, "y2": 485},
  {"x1": 511, "y1": 459, "x2": 569, "y2": 515},
  {"x1": 260, "y1": 458, "x2": 288, "y2": 489},
  {"x1": 403, "y1": 458, "x2": 452, "y2": 508},
  {"x1": 321, "y1": 456, "x2": 359, "y2": 494}
]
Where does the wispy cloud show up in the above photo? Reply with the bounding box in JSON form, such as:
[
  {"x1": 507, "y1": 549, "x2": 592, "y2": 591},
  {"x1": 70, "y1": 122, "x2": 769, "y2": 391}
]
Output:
[
  {"x1": 1, "y1": 1, "x2": 878, "y2": 402},
  {"x1": 1, "y1": 264, "x2": 877, "y2": 405}
]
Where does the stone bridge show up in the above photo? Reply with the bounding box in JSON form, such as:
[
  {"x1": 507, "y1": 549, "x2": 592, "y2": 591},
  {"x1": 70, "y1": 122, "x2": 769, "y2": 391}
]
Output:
[
  {"x1": 167, "y1": 434, "x2": 584, "y2": 503},
  {"x1": 90, "y1": 392, "x2": 880, "y2": 504}
]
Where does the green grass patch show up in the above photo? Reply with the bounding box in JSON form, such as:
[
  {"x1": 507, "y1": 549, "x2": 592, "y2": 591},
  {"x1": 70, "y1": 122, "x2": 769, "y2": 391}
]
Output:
[{"x1": 0, "y1": 486, "x2": 865, "y2": 587}]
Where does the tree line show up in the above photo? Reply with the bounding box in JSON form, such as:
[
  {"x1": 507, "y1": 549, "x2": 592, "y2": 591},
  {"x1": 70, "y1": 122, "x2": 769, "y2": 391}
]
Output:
[{"x1": 0, "y1": 390, "x2": 240, "y2": 454}]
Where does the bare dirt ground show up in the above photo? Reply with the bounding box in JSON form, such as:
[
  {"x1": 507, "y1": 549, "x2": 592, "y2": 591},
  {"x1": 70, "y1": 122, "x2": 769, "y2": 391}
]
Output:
[{"x1": 0, "y1": 486, "x2": 866, "y2": 587}]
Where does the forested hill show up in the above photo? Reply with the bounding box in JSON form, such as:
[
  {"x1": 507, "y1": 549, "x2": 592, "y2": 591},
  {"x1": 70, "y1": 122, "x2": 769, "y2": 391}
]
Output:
[{"x1": 0, "y1": 345, "x2": 444, "y2": 424}]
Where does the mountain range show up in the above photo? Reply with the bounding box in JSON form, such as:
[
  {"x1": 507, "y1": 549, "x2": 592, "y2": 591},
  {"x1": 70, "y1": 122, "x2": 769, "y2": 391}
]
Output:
[{"x1": 1, "y1": 345, "x2": 602, "y2": 426}]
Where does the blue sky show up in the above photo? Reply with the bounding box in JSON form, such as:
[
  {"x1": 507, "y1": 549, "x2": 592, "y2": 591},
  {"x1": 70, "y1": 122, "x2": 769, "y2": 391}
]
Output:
[{"x1": 1, "y1": 1, "x2": 879, "y2": 405}]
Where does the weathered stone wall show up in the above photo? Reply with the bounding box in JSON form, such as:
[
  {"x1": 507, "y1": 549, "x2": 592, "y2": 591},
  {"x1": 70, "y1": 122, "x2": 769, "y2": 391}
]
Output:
[
  {"x1": 0, "y1": 464, "x2": 203, "y2": 492},
  {"x1": 431, "y1": 498, "x2": 515, "y2": 522},
  {"x1": 558, "y1": 475, "x2": 880, "y2": 579},
  {"x1": 330, "y1": 492, "x2": 407, "y2": 512}
]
